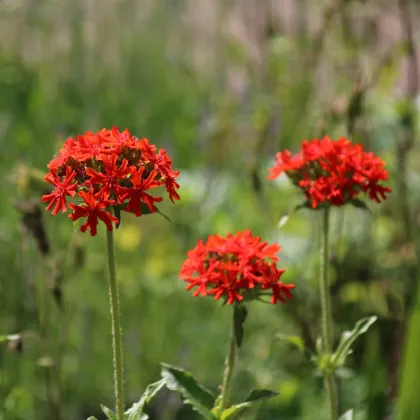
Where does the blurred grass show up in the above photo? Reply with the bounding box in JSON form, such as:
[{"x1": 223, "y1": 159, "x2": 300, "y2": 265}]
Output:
[{"x1": 1, "y1": 0, "x2": 420, "y2": 419}]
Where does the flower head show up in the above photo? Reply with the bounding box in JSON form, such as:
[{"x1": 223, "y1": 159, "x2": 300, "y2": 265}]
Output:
[
  {"x1": 179, "y1": 230, "x2": 295, "y2": 305},
  {"x1": 42, "y1": 127, "x2": 180, "y2": 235},
  {"x1": 268, "y1": 136, "x2": 392, "y2": 208}
]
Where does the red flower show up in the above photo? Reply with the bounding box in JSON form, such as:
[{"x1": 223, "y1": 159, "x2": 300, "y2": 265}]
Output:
[
  {"x1": 140, "y1": 139, "x2": 180, "y2": 202},
  {"x1": 47, "y1": 137, "x2": 78, "y2": 171},
  {"x1": 76, "y1": 131, "x2": 111, "y2": 162},
  {"x1": 102, "y1": 127, "x2": 143, "y2": 154},
  {"x1": 42, "y1": 127, "x2": 180, "y2": 235},
  {"x1": 68, "y1": 190, "x2": 118, "y2": 236},
  {"x1": 85, "y1": 154, "x2": 129, "y2": 199},
  {"x1": 268, "y1": 136, "x2": 392, "y2": 208},
  {"x1": 122, "y1": 166, "x2": 163, "y2": 216},
  {"x1": 180, "y1": 230, "x2": 295, "y2": 305},
  {"x1": 41, "y1": 166, "x2": 77, "y2": 215}
]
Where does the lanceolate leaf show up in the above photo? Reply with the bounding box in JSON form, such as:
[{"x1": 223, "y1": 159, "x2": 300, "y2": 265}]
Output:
[
  {"x1": 101, "y1": 404, "x2": 117, "y2": 420},
  {"x1": 0, "y1": 334, "x2": 20, "y2": 343},
  {"x1": 124, "y1": 379, "x2": 165, "y2": 420},
  {"x1": 331, "y1": 316, "x2": 378, "y2": 368},
  {"x1": 276, "y1": 333, "x2": 304, "y2": 352},
  {"x1": 116, "y1": 202, "x2": 171, "y2": 223},
  {"x1": 276, "y1": 333, "x2": 314, "y2": 362},
  {"x1": 114, "y1": 205, "x2": 122, "y2": 228},
  {"x1": 278, "y1": 201, "x2": 311, "y2": 228},
  {"x1": 219, "y1": 389, "x2": 279, "y2": 420},
  {"x1": 233, "y1": 304, "x2": 248, "y2": 348},
  {"x1": 161, "y1": 364, "x2": 216, "y2": 420},
  {"x1": 339, "y1": 409, "x2": 355, "y2": 420},
  {"x1": 349, "y1": 199, "x2": 372, "y2": 214}
]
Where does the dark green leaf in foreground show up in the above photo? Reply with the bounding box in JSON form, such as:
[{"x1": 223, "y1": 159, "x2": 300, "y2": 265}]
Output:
[{"x1": 161, "y1": 364, "x2": 215, "y2": 420}]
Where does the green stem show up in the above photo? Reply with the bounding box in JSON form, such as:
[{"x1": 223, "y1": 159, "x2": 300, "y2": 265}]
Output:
[
  {"x1": 219, "y1": 308, "x2": 237, "y2": 414},
  {"x1": 106, "y1": 228, "x2": 125, "y2": 420},
  {"x1": 320, "y1": 207, "x2": 338, "y2": 420}
]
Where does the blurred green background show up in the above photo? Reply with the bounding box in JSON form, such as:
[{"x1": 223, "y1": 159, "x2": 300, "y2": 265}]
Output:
[{"x1": 2, "y1": 0, "x2": 420, "y2": 419}]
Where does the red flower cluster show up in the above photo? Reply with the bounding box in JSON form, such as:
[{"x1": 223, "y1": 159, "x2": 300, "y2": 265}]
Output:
[
  {"x1": 180, "y1": 230, "x2": 295, "y2": 305},
  {"x1": 41, "y1": 127, "x2": 180, "y2": 235},
  {"x1": 268, "y1": 136, "x2": 392, "y2": 208}
]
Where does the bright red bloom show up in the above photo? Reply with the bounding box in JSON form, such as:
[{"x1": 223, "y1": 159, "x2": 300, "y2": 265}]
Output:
[
  {"x1": 41, "y1": 166, "x2": 77, "y2": 215},
  {"x1": 180, "y1": 230, "x2": 295, "y2": 305},
  {"x1": 85, "y1": 154, "x2": 129, "y2": 199},
  {"x1": 122, "y1": 166, "x2": 163, "y2": 216},
  {"x1": 102, "y1": 127, "x2": 143, "y2": 154},
  {"x1": 42, "y1": 127, "x2": 180, "y2": 235},
  {"x1": 268, "y1": 136, "x2": 392, "y2": 208},
  {"x1": 47, "y1": 137, "x2": 78, "y2": 171},
  {"x1": 68, "y1": 190, "x2": 118, "y2": 236},
  {"x1": 140, "y1": 139, "x2": 180, "y2": 202},
  {"x1": 76, "y1": 131, "x2": 111, "y2": 162}
]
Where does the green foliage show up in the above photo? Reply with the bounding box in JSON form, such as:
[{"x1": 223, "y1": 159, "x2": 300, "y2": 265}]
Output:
[{"x1": 0, "y1": 0, "x2": 418, "y2": 419}]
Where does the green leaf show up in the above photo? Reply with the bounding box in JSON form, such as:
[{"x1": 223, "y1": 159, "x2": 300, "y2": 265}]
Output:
[
  {"x1": 114, "y1": 205, "x2": 122, "y2": 229},
  {"x1": 278, "y1": 201, "x2": 311, "y2": 228},
  {"x1": 124, "y1": 379, "x2": 165, "y2": 420},
  {"x1": 276, "y1": 334, "x2": 304, "y2": 352},
  {"x1": 155, "y1": 207, "x2": 172, "y2": 223},
  {"x1": 233, "y1": 304, "x2": 248, "y2": 348},
  {"x1": 0, "y1": 334, "x2": 20, "y2": 343},
  {"x1": 339, "y1": 409, "x2": 355, "y2": 420},
  {"x1": 37, "y1": 356, "x2": 55, "y2": 368},
  {"x1": 121, "y1": 202, "x2": 172, "y2": 223},
  {"x1": 397, "y1": 292, "x2": 420, "y2": 419},
  {"x1": 86, "y1": 417, "x2": 98, "y2": 420},
  {"x1": 331, "y1": 316, "x2": 377, "y2": 368},
  {"x1": 349, "y1": 199, "x2": 372, "y2": 214},
  {"x1": 161, "y1": 364, "x2": 215, "y2": 420},
  {"x1": 101, "y1": 404, "x2": 117, "y2": 420},
  {"x1": 276, "y1": 334, "x2": 314, "y2": 362},
  {"x1": 220, "y1": 389, "x2": 278, "y2": 419}
]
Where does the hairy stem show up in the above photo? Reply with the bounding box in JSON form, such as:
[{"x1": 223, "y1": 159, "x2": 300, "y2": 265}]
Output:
[
  {"x1": 219, "y1": 308, "x2": 237, "y2": 413},
  {"x1": 320, "y1": 207, "x2": 338, "y2": 419},
  {"x1": 106, "y1": 228, "x2": 125, "y2": 419}
]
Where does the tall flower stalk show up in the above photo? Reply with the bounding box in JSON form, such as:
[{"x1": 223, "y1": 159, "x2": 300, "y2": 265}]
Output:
[
  {"x1": 219, "y1": 307, "x2": 238, "y2": 412},
  {"x1": 41, "y1": 127, "x2": 180, "y2": 418},
  {"x1": 320, "y1": 207, "x2": 338, "y2": 419},
  {"x1": 179, "y1": 230, "x2": 295, "y2": 418},
  {"x1": 106, "y1": 227, "x2": 125, "y2": 419},
  {"x1": 269, "y1": 135, "x2": 392, "y2": 418}
]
